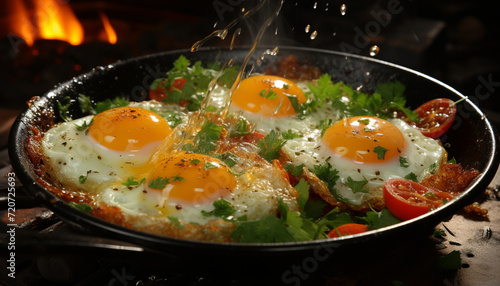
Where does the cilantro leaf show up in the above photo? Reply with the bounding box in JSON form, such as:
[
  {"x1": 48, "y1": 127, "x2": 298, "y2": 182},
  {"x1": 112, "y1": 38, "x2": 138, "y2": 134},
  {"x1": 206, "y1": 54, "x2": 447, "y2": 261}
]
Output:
[
  {"x1": 346, "y1": 176, "x2": 369, "y2": 193},
  {"x1": 148, "y1": 176, "x2": 170, "y2": 189},
  {"x1": 373, "y1": 146, "x2": 388, "y2": 160},
  {"x1": 94, "y1": 97, "x2": 129, "y2": 114},
  {"x1": 256, "y1": 130, "x2": 287, "y2": 162},
  {"x1": 213, "y1": 153, "x2": 238, "y2": 168},
  {"x1": 285, "y1": 163, "x2": 304, "y2": 177}
]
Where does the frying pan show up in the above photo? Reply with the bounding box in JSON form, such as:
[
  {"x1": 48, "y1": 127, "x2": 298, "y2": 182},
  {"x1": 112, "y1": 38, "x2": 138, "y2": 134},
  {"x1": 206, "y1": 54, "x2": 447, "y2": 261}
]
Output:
[{"x1": 8, "y1": 46, "x2": 500, "y2": 263}]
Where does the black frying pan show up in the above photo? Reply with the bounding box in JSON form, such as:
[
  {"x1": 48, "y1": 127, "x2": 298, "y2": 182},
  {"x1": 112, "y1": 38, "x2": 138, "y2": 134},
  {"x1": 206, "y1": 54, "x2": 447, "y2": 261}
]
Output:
[{"x1": 8, "y1": 46, "x2": 500, "y2": 263}]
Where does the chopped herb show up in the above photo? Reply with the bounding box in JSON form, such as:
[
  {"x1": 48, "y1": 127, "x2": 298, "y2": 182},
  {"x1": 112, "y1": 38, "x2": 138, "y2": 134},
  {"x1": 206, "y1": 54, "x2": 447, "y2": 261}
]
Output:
[
  {"x1": 437, "y1": 251, "x2": 462, "y2": 271},
  {"x1": 404, "y1": 172, "x2": 418, "y2": 182},
  {"x1": 282, "y1": 129, "x2": 302, "y2": 140},
  {"x1": 148, "y1": 176, "x2": 170, "y2": 189},
  {"x1": 204, "y1": 161, "x2": 217, "y2": 170},
  {"x1": 205, "y1": 105, "x2": 217, "y2": 112},
  {"x1": 287, "y1": 96, "x2": 300, "y2": 113},
  {"x1": 94, "y1": 97, "x2": 129, "y2": 114},
  {"x1": 424, "y1": 192, "x2": 439, "y2": 199},
  {"x1": 168, "y1": 216, "x2": 185, "y2": 228},
  {"x1": 74, "y1": 119, "x2": 94, "y2": 135},
  {"x1": 433, "y1": 229, "x2": 446, "y2": 238},
  {"x1": 229, "y1": 118, "x2": 251, "y2": 138},
  {"x1": 201, "y1": 199, "x2": 236, "y2": 219},
  {"x1": 190, "y1": 121, "x2": 223, "y2": 154},
  {"x1": 399, "y1": 156, "x2": 410, "y2": 168},
  {"x1": 69, "y1": 202, "x2": 93, "y2": 213},
  {"x1": 78, "y1": 94, "x2": 94, "y2": 114},
  {"x1": 447, "y1": 158, "x2": 457, "y2": 164},
  {"x1": 190, "y1": 159, "x2": 201, "y2": 164},
  {"x1": 311, "y1": 163, "x2": 346, "y2": 203},
  {"x1": 122, "y1": 177, "x2": 146, "y2": 187},
  {"x1": 346, "y1": 176, "x2": 369, "y2": 193},
  {"x1": 213, "y1": 153, "x2": 238, "y2": 168},
  {"x1": 172, "y1": 176, "x2": 186, "y2": 182},
  {"x1": 285, "y1": 163, "x2": 304, "y2": 177},
  {"x1": 364, "y1": 127, "x2": 374, "y2": 132},
  {"x1": 373, "y1": 146, "x2": 388, "y2": 160},
  {"x1": 358, "y1": 209, "x2": 401, "y2": 230},
  {"x1": 429, "y1": 162, "x2": 438, "y2": 173},
  {"x1": 283, "y1": 83, "x2": 289, "y2": 89},
  {"x1": 294, "y1": 179, "x2": 310, "y2": 211},
  {"x1": 316, "y1": 119, "x2": 333, "y2": 136},
  {"x1": 259, "y1": 89, "x2": 278, "y2": 100},
  {"x1": 256, "y1": 130, "x2": 287, "y2": 162},
  {"x1": 57, "y1": 96, "x2": 72, "y2": 122},
  {"x1": 79, "y1": 170, "x2": 91, "y2": 184},
  {"x1": 358, "y1": 119, "x2": 370, "y2": 125},
  {"x1": 152, "y1": 108, "x2": 184, "y2": 128}
]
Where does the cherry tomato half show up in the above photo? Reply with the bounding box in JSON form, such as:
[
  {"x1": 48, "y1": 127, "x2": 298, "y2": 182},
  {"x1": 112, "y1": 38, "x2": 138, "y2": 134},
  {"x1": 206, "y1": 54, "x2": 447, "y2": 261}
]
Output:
[
  {"x1": 411, "y1": 98, "x2": 456, "y2": 138},
  {"x1": 149, "y1": 78, "x2": 187, "y2": 102},
  {"x1": 328, "y1": 223, "x2": 369, "y2": 238},
  {"x1": 383, "y1": 178, "x2": 454, "y2": 221}
]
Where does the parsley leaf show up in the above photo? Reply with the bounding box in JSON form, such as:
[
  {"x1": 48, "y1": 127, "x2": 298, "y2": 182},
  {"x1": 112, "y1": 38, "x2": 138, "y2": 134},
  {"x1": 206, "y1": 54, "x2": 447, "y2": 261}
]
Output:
[
  {"x1": 189, "y1": 121, "x2": 223, "y2": 154},
  {"x1": 429, "y1": 162, "x2": 438, "y2": 173},
  {"x1": 346, "y1": 176, "x2": 369, "y2": 193},
  {"x1": 259, "y1": 89, "x2": 278, "y2": 100},
  {"x1": 358, "y1": 209, "x2": 401, "y2": 230},
  {"x1": 168, "y1": 216, "x2": 185, "y2": 229},
  {"x1": 285, "y1": 163, "x2": 304, "y2": 177},
  {"x1": 79, "y1": 170, "x2": 91, "y2": 184},
  {"x1": 204, "y1": 162, "x2": 217, "y2": 170},
  {"x1": 148, "y1": 176, "x2": 170, "y2": 189},
  {"x1": 78, "y1": 94, "x2": 94, "y2": 114},
  {"x1": 373, "y1": 146, "x2": 388, "y2": 160},
  {"x1": 190, "y1": 159, "x2": 201, "y2": 164},
  {"x1": 294, "y1": 178, "x2": 310, "y2": 211},
  {"x1": 399, "y1": 156, "x2": 410, "y2": 168},
  {"x1": 57, "y1": 97, "x2": 72, "y2": 122},
  {"x1": 311, "y1": 163, "x2": 347, "y2": 203},
  {"x1": 256, "y1": 130, "x2": 287, "y2": 162},
  {"x1": 172, "y1": 176, "x2": 186, "y2": 182},
  {"x1": 229, "y1": 118, "x2": 251, "y2": 138},
  {"x1": 282, "y1": 129, "x2": 302, "y2": 139},
  {"x1": 94, "y1": 97, "x2": 129, "y2": 114},
  {"x1": 405, "y1": 172, "x2": 418, "y2": 182},
  {"x1": 437, "y1": 251, "x2": 462, "y2": 271},
  {"x1": 201, "y1": 199, "x2": 236, "y2": 219},
  {"x1": 212, "y1": 153, "x2": 238, "y2": 168},
  {"x1": 74, "y1": 119, "x2": 93, "y2": 135},
  {"x1": 122, "y1": 177, "x2": 146, "y2": 187},
  {"x1": 231, "y1": 214, "x2": 294, "y2": 243}
]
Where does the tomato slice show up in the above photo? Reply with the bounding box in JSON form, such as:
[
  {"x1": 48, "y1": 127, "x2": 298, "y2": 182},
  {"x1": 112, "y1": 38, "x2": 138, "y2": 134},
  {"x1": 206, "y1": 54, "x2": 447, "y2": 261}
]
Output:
[
  {"x1": 411, "y1": 98, "x2": 456, "y2": 138},
  {"x1": 328, "y1": 223, "x2": 369, "y2": 238},
  {"x1": 383, "y1": 178, "x2": 454, "y2": 221},
  {"x1": 149, "y1": 78, "x2": 187, "y2": 102}
]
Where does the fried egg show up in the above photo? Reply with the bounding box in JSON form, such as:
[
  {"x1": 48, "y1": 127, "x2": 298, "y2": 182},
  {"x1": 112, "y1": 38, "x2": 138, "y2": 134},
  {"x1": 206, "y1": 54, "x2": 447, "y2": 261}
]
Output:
[{"x1": 282, "y1": 116, "x2": 445, "y2": 205}]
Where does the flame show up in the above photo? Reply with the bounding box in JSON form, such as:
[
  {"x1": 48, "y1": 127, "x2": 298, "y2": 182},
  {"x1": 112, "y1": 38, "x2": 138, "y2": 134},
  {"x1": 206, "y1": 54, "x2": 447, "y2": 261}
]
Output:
[
  {"x1": 99, "y1": 12, "x2": 117, "y2": 44},
  {"x1": 33, "y1": 0, "x2": 84, "y2": 45},
  {"x1": 7, "y1": 1, "x2": 35, "y2": 46}
]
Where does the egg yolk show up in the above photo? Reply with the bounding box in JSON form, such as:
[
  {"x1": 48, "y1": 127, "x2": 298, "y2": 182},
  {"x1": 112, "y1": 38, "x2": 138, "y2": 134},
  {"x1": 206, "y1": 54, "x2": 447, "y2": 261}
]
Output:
[
  {"x1": 88, "y1": 107, "x2": 172, "y2": 152},
  {"x1": 147, "y1": 153, "x2": 236, "y2": 206},
  {"x1": 231, "y1": 75, "x2": 306, "y2": 117},
  {"x1": 322, "y1": 116, "x2": 406, "y2": 164}
]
